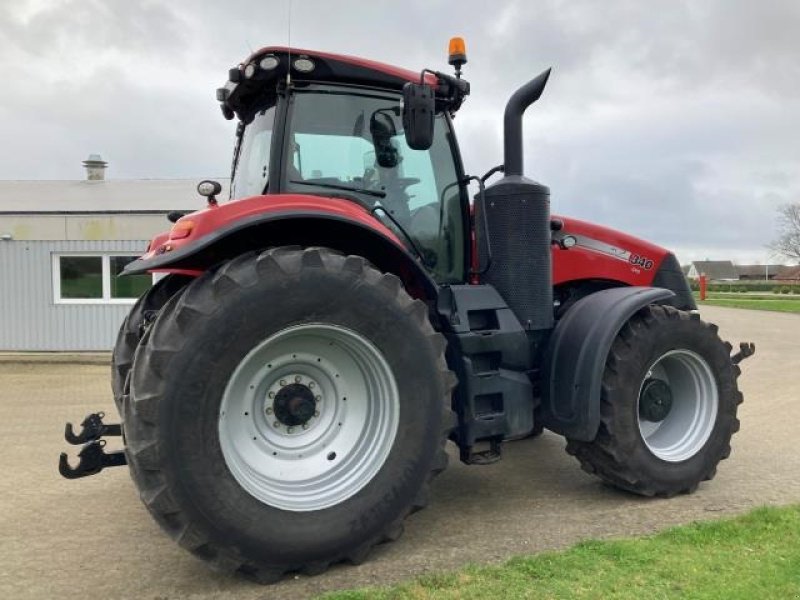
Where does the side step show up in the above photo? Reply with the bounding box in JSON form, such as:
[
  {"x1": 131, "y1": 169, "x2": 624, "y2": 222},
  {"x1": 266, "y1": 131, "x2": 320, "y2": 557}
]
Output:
[
  {"x1": 438, "y1": 285, "x2": 537, "y2": 465},
  {"x1": 59, "y1": 412, "x2": 126, "y2": 479}
]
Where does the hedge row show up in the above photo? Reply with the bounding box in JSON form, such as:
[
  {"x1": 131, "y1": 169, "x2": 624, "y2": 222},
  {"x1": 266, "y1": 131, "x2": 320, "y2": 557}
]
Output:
[{"x1": 687, "y1": 280, "x2": 800, "y2": 294}]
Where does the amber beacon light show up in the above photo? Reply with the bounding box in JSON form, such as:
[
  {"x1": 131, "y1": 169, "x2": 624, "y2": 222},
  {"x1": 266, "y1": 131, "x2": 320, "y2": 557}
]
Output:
[{"x1": 448, "y1": 36, "x2": 467, "y2": 77}]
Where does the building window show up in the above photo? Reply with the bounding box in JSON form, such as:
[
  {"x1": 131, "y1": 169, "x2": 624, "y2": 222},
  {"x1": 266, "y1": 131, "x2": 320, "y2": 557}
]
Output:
[
  {"x1": 59, "y1": 256, "x2": 104, "y2": 299},
  {"x1": 109, "y1": 256, "x2": 152, "y2": 299},
  {"x1": 53, "y1": 254, "x2": 153, "y2": 304}
]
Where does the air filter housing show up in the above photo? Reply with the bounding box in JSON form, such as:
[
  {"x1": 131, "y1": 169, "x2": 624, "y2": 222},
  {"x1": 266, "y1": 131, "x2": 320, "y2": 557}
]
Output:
[{"x1": 480, "y1": 174, "x2": 553, "y2": 331}]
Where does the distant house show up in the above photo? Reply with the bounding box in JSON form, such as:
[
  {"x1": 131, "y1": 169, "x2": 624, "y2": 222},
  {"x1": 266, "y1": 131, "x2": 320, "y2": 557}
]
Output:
[
  {"x1": 686, "y1": 261, "x2": 738, "y2": 281},
  {"x1": 735, "y1": 264, "x2": 785, "y2": 280},
  {"x1": 775, "y1": 265, "x2": 800, "y2": 281}
]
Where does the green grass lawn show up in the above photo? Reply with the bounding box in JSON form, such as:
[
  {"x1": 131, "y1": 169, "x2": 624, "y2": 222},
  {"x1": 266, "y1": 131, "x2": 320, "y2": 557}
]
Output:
[
  {"x1": 694, "y1": 292, "x2": 800, "y2": 314},
  {"x1": 323, "y1": 505, "x2": 800, "y2": 600}
]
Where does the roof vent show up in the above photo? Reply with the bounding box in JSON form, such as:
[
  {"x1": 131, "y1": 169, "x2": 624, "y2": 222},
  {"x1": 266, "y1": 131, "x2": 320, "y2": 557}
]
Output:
[{"x1": 82, "y1": 154, "x2": 107, "y2": 181}]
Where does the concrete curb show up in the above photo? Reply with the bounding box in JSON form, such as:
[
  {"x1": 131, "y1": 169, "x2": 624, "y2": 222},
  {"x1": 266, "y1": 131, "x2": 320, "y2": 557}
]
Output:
[{"x1": 0, "y1": 352, "x2": 110, "y2": 365}]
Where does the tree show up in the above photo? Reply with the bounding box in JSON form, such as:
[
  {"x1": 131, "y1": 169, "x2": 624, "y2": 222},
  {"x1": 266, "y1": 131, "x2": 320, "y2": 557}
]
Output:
[{"x1": 769, "y1": 203, "x2": 800, "y2": 263}]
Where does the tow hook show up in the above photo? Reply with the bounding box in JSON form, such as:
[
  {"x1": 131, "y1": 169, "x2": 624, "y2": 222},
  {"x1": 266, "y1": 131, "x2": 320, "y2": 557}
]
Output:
[
  {"x1": 59, "y1": 412, "x2": 126, "y2": 479},
  {"x1": 731, "y1": 342, "x2": 756, "y2": 365},
  {"x1": 64, "y1": 411, "x2": 121, "y2": 444}
]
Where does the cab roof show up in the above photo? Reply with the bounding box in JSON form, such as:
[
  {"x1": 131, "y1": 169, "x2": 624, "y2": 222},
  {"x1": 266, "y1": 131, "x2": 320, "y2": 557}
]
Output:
[{"x1": 218, "y1": 46, "x2": 439, "y2": 121}]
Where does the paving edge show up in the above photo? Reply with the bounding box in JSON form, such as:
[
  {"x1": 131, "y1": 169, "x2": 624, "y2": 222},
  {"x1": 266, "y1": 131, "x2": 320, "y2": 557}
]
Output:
[{"x1": 0, "y1": 353, "x2": 111, "y2": 365}]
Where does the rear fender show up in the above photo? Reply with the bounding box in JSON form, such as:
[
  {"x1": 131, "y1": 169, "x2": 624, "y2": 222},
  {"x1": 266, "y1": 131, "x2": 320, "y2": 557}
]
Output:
[
  {"x1": 540, "y1": 286, "x2": 675, "y2": 440},
  {"x1": 125, "y1": 211, "x2": 437, "y2": 301}
]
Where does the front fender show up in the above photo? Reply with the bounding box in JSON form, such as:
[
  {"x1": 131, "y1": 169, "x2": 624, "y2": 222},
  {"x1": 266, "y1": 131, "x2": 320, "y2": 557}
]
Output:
[{"x1": 540, "y1": 286, "x2": 675, "y2": 440}]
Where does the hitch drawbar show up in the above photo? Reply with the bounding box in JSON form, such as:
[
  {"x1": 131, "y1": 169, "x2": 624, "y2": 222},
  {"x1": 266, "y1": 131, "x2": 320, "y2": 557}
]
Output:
[{"x1": 58, "y1": 412, "x2": 126, "y2": 479}]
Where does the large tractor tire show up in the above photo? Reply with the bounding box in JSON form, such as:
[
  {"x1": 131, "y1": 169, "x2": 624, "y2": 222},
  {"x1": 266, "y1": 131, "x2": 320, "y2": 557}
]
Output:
[
  {"x1": 111, "y1": 275, "x2": 192, "y2": 415},
  {"x1": 123, "y1": 247, "x2": 455, "y2": 582},
  {"x1": 566, "y1": 305, "x2": 742, "y2": 497}
]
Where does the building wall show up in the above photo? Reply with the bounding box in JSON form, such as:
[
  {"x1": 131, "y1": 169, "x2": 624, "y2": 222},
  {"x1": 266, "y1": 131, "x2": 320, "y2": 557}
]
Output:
[
  {"x1": 0, "y1": 214, "x2": 170, "y2": 241},
  {"x1": 0, "y1": 239, "x2": 148, "y2": 351}
]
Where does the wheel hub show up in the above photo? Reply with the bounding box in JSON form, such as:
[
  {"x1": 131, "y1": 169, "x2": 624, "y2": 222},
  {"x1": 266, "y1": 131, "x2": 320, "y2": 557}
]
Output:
[
  {"x1": 639, "y1": 378, "x2": 673, "y2": 422},
  {"x1": 636, "y1": 349, "x2": 719, "y2": 463},
  {"x1": 273, "y1": 383, "x2": 316, "y2": 427},
  {"x1": 218, "y1": 324, "x2": 400, "y2": 512}
]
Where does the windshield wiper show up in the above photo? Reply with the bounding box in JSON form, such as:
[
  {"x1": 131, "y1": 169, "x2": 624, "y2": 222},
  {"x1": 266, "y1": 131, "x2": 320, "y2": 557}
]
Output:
[{"x1": 289, "y1": 180, "x2": 386, "y2": 198}]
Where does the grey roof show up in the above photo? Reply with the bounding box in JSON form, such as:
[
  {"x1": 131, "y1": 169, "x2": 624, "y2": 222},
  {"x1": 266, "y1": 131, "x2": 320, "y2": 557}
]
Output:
[
  {"x1": 691, "y1": 260, "x2": 738, "y2": 280},
  {"x1": 736, "y1": 264, "x2": 785, "y2": 278},
  {"x1": 0, "y1": 179, "x2": 230, "y2": 213},
  {"x1": 775, "y1": 265, "x2": 800, "y2": 280}
]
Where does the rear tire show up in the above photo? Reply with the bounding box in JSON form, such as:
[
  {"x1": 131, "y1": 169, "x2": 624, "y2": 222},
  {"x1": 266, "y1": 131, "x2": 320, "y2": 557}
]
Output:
[
  {"x1": 124, "y1": 247, "x2": 455, "y2": 582},
  {"x1": 566, "y1": 305, "x2": 742, "y2": 497},
  {"x1": 110, "y1": 275, "x2": 192, "y2": 415}
]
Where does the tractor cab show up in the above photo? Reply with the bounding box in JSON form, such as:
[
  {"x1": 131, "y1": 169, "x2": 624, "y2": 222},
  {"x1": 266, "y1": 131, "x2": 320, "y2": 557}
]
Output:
[{"x1": 221, "y1": 47, "x2": 471, "y2": 283}]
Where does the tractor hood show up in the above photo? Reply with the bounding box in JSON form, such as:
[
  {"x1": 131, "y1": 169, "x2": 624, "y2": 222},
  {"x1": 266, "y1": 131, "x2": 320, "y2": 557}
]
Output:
[{"x1": 551, "y1": 215, "x2": 672, "y2": 286}]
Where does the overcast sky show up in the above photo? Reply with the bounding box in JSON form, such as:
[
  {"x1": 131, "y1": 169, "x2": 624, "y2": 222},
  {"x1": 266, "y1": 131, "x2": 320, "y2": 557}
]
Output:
[{"x1": 1, "y1": 0, "x2": 798, "y2": 265}]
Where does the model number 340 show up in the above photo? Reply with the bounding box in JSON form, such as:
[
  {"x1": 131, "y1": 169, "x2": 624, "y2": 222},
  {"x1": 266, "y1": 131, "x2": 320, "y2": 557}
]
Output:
[{"x1": 629, "y1": 254, "x2": 654, "y2": 270}]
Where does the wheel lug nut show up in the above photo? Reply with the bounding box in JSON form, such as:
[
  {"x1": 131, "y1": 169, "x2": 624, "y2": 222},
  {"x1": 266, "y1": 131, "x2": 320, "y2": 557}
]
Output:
[
  {"x1": 314, "y1": 410, "x2": 320, "y2": 418},
  {"x1": 309, "y1": 382, "x2": 315, "y2": 389},
  {"x1": 302, "y1": 423, "x2": 309, "y2": 430},
  {"x1": 273, "y1": 421, "x2": 280, "y2": 428},
  {"x1": 280, "y1": 379, "x2": 286, "y2": 386},
  {"x1": 265, "y1": 407, "x2": 273, "y2": 415},
  {"x1": 287, "y1": 426, "x2": 294, "y2": 433},
  {"x1": 268, "y1": 392, "x2": 275, "y2": 399},
  {"x1": 315, "y1": 395, "x2": 321, "y2": 402},
  {"x1": 295, "y1": 375, "x2": 302, "y2": 383}
]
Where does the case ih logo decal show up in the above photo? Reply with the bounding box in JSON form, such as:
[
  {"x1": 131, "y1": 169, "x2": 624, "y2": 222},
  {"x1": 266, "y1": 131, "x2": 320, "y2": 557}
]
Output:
[
  {"x1": 629, "y1": 254, "x2": 654, "y2": 270},
  {"x1": 561, "y1": 234, "x2": 655, "y2": 271}
]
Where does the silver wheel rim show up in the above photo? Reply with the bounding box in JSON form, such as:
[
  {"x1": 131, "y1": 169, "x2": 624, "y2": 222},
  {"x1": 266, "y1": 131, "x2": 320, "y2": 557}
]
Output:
[
  {"x1": 637, "y1": 349, "x2": 718, "y2": 462},
  {"x1": 219, "y1": 324, "x2": 400, "y2": 512}
]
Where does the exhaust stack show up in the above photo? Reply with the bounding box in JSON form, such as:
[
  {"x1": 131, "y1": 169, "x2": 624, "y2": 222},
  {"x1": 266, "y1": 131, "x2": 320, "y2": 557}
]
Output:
[
  {"x1": 503, "y1": 69, "x2": 551, "y2": 177},
  {"x1": 479, "y1": 69, "x2": 554, "y2": 331}
]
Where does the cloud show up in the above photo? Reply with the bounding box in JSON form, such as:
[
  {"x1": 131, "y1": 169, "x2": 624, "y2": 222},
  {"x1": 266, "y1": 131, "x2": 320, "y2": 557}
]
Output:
[{"x1": 0, "y1": 0, "x2": 797, "y2": 263}]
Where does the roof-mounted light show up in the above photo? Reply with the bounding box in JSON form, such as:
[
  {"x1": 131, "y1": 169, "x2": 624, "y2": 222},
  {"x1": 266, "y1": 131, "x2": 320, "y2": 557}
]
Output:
[
  {"x1": 293, "y1": 57, "x2": 315, "y2": 73},
  {"x1": 260, "y1": 55, "x2": 279, "y2": 70},
  {"x1": 448, "y1": 36, "x2": 467, "y2": 78},
  {"x1": 243, "y1": 63, "x2": 257, "y2": 79}
]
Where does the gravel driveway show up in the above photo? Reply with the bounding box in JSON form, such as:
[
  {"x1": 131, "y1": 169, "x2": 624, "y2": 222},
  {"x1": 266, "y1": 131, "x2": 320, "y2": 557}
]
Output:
[{"x1": 1, "y1": 306, "x2": 798, "y2": 599}]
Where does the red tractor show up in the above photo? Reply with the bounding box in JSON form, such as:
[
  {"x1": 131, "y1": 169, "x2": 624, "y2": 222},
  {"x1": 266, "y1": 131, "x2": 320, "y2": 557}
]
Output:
[{"x1": 60, "y1": 39, "x2": 753, "y2": 583}]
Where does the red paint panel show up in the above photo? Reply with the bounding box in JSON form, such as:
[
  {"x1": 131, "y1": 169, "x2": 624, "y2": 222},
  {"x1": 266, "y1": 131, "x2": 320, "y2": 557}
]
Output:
[
  {"x1": 140, "y1": 194, "x2": 402, "y2": 262},
  {"x1": 552, "y1": 215, "x2": 669, "y2": 287}
]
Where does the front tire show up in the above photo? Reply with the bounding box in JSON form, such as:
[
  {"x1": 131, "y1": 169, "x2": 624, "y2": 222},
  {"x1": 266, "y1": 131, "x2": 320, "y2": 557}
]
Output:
[
  {"x1": 124, "y1": 247, "x2": 455, "y2": 582},
  {"x1": 566, "y1": 305, "x2": 742, "y2": 497}
]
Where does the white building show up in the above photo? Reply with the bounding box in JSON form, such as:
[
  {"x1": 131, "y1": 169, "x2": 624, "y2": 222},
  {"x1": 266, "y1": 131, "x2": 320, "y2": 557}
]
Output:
[{"x1": 0, "y1": 156, "x2": 225, "y2": 351}]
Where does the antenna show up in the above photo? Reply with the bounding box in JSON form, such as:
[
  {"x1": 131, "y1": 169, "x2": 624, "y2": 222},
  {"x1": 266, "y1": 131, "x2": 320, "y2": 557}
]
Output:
[{"x1": 286, "y1": 0, "x2": 293, "y2": 85}]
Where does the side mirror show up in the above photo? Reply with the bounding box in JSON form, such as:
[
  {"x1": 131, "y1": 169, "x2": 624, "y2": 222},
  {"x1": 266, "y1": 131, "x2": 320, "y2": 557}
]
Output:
[{"x1": 402, "y1": 82, "x2": 434, "y2": 150}]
